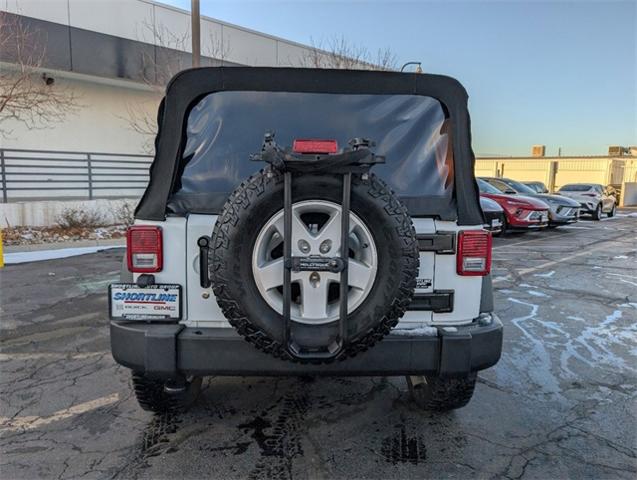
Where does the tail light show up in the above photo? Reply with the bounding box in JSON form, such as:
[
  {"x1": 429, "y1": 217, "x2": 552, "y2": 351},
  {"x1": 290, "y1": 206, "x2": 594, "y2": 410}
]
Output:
[
  {"x1": 293, "y1": 139, "x2": 338, "y2": 154},
  {"x1": 127, "y1": 226, "x2": 163, "y2": 273},
  {"x1": 457, "y1": 230, "x2": 492, "y2": 276}
]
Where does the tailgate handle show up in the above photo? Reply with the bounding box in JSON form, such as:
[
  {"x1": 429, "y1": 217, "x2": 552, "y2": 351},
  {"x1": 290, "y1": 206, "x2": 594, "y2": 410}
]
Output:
[
  {"x1": 198, "y1": 236, "x2": 212, "y2": 288},
  {"x1": 416, "y1": 233, "x2": 455, "y2": 254}
]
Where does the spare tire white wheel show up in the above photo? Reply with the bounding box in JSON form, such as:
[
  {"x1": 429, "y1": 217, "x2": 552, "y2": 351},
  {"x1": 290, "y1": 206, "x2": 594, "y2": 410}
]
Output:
[{"x1": 210, "y1": 169, "x2": 419, "y2": 363}]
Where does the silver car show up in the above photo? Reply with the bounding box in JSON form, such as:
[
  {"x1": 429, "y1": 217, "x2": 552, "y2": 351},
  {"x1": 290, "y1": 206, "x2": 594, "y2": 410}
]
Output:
[
  {"x1": 481, "y1": 177, "x2": 580, "y2": 227},
  {"x1": 557, "y1": 183, "x2": 617, "y2": 220}
]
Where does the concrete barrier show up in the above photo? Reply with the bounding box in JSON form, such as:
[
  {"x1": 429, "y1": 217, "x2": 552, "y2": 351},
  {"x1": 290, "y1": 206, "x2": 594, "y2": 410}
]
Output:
[{"x1": 0, "y1": 198, "x2": 138, "y2": 227}]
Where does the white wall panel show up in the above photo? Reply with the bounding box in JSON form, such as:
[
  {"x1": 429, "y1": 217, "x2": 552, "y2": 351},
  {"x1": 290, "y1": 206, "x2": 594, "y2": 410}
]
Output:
[
  {"x1": 5, "y1": 0, "x2": 70, "y2": 25},
  {"x1": 276, "y1": 41, "x2": 307, "y2": 67},
  {"x1": 153, "y1": 3, "x2": 191, "y2": 51},
  {"x1": 67, "y1": 0, "x2": 154, "y2": 43},
  {"x1": 223, "y1": 25, "x2": 277, "y2": 66},
  {"x1": 200, "y1": 19, "x2": 225, "y2": 59}
]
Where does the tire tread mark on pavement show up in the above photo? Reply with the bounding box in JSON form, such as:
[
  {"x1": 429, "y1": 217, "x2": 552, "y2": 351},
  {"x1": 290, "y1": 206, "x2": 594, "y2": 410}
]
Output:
[
  {"x1": 238, "y1": 390, "x2": 311, "y2": 480},
  {"x1": 380, "y1": 424, "x2": 427, "y2": 465}
]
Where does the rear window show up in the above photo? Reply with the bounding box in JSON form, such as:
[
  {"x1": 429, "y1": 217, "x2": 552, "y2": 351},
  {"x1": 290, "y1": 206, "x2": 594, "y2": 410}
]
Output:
[
  {"x1": 506, "y1": 179, "x2": 536, "y2": 194},
  {"x1": 168, "y1": 91, "x2": 455, "y2": 214},
  {"x1": 560, "y1": 184, "x2": 592, "y2": 192},
  {"x1": 524, "y1": 182, "x2": 546, "y2": 193},
  {"x1": 477, "y1": 178, "x2": 502, "y2": 195},
  {"x1": 483, "y1": 178, "x2": 513, "y2": 193}
]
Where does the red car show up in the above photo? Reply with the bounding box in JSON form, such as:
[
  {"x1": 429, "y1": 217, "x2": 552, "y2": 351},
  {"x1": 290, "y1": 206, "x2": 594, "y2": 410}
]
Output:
[{"x1": 478, "y1": 179, "x2": 549, "y2": 232}]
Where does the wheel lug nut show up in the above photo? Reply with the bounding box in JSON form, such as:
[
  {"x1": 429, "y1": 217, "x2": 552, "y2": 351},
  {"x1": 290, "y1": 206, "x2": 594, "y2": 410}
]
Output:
[
  {"x1": 298, "y1": 240, "x2": 311, "y2": 254},
  {"x1": 319, "y1": 239, "x2": 332, "y2": 254}
]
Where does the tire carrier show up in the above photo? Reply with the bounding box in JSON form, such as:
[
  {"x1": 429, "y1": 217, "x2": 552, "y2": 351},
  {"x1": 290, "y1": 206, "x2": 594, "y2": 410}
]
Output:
[{"x1": 253, "y1": 133, "x2": 384, "y2": 361}]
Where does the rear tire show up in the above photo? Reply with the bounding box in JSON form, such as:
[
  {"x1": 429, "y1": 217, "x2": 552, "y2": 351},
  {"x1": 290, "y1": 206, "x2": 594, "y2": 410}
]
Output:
[
  {"x1": 406, "y1": 373, "x2": 477, "y2": 411},
  {"x1": 608, "y1": 204, "x2": 616, "y2": 218},
  {"x1": 592, "y1": 204, "x2": 602, "y2": 220},
  {"x1": 131, "y1": 373, "x2": 202, "y2": 413}
]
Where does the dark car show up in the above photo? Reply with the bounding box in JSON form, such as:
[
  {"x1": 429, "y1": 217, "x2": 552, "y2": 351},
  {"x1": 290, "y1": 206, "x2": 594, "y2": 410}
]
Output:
[
  {"x1": 480, "y1": 195, "x2": 504, "y2": 235},
  {"x1": 477, "y1": 179, "x2": 549, "y2": 232},
  {"x1": 523, "y1": 181, "x2": 549, "y2": 194},
  {"x1": 482, "y1": 177, "x2": 579, "y2": 227}
]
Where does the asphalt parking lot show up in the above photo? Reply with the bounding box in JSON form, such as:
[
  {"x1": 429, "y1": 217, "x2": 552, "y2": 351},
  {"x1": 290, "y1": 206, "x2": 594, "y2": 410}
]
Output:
[{"x1": 1, "y1": 214, "x2": 636, "y2": 479}]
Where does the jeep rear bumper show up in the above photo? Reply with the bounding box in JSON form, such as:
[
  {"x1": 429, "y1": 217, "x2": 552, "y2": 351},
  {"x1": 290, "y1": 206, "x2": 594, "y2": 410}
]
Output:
[{"x1": 110, "y1": 315, "x2": 502, "y2": 378}]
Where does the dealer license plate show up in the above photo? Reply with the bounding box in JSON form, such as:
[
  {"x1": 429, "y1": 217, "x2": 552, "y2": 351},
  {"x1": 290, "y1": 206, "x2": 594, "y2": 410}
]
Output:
[
  {"x1": 109, "y1": 284, "x2": 181, "y2": 320},
  {"x1": 491, "y1": 218, "x2": 502, "y2": 228},
  {"x1": 541, "y1": 213, "x2": 549, "y2": 222}
]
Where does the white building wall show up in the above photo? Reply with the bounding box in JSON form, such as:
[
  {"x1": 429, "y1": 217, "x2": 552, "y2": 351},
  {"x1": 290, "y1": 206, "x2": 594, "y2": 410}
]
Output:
[
  {"x1": 66, "y1": 0, "x2": 155, "y2": 41},
  {"x1": 3, "y1": 0, "x2": 319, "y2": 66},
  {"x1": 223, "y1": 25, "x2": 278, "y2": 66},
  {"x1": 1, "y1": 74, "x2": 159, "y2": 154},
  {"x1": 0, "y1": 0, "x2": 342, "y2": 155}
]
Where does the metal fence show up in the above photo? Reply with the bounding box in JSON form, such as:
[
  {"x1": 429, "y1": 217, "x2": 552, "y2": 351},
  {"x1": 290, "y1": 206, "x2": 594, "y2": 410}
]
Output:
[{"x1": 0, "y1": 149, "x2": 154, "y2": 202}]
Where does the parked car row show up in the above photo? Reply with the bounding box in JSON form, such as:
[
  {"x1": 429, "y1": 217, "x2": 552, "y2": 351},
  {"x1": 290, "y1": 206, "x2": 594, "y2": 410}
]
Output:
[{"x1": 477, "y1": 177, "x2": 618, "y2": 234}]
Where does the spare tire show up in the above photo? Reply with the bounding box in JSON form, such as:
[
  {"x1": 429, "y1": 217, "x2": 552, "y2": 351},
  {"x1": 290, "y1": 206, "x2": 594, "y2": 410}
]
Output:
[{"x1": 211, "y1": 168, "x2": 418, "y2": 363}]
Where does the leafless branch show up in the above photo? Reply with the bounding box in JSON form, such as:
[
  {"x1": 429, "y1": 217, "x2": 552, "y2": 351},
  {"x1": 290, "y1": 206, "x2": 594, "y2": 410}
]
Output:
[
  {"x1": 0, "y1": 12, "x2": 79, "y2": 138},
  {"x1": 123, "y1": 21, "x2": 231, "y2": 153},
  {"x1": 301, "y1": 36, "x2": 397, "y2": 71},
  {"x1": 122, "y1": 101, "x2": 160, "y2": 154}
]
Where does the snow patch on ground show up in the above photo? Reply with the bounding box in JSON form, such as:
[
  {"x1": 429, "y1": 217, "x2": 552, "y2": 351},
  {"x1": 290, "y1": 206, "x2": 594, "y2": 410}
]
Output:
[
  {"x1": 4, "y1": 246, "x2": 122, "y2": 264},
  {"x1": 533, "y1": 270, "x2": 555, "y2": 278},
  {"x1": 567, "y1": 316, "x2": 585, "y2": 322},
  {"x1": 506, "y1": 297, "x2": 564, "y2": 400},
  {"x1": 613, "y1": 255, "x2": 629, "y2": 259},
  {"x1": 392, "y1": 327, "x2": 438, "y2": 337},
  {"x1": 528, "y1": 290, "x2": 550, "y2": 298},
  {"x1": 493, "y1": 275, "x2": 511, "y2": 283}
]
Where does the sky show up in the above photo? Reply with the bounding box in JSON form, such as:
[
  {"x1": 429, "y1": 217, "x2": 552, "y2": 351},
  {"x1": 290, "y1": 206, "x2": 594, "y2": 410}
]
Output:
[{"x1": 162, "y1": 0, "x2": 635, "y2": 157}]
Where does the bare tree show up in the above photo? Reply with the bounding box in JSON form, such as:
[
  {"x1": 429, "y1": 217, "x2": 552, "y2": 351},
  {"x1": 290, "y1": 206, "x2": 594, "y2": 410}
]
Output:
[
  {"x1": 0, "y1": 12, "x2": 79, "y2": 138},
  {"x1": 302, "y1": 36, "x2": 397, "y2": 71},
  {"x1": 124, "y1": 20, "x2": 230, "y2": 152}
]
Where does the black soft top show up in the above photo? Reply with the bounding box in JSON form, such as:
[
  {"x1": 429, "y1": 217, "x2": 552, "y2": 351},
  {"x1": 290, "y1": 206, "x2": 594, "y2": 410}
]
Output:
[{"x1": 135, "y1": 67, "x2": 483, "y2": 225}]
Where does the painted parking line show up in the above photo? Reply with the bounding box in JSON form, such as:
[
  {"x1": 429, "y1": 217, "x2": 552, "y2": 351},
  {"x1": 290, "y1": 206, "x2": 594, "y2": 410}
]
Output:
[
  {"x1": 492, "y1": 230, "x2": 585, "y2": 249},
  {"x1": 558, "y1": 225, "x2": 596, "y2": 230},
  {"x1": 3, "y1": 245, "x2": 123, "y2": 265},
  {"x1": 0, "y1": 393, "x2": 120, "y2": 433},
  {"x1": 493, "y1": 225, "x2": 631, "y2": 251},
  {"x1": 493, "y1": 242, "x2": 615, "y2": 283},
  {"x1": 605, "y1": 273, "x2": 637, "y2": 280}
]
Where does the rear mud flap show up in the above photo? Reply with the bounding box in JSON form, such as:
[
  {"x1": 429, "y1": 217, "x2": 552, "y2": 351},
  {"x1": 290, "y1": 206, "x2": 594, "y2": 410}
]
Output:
[
  {"x1": 144, "y1": 325, "x2": 184, "y2": 377},
  {"x1": 438, "y1": 330, "x2": 472, "y2": 377}
]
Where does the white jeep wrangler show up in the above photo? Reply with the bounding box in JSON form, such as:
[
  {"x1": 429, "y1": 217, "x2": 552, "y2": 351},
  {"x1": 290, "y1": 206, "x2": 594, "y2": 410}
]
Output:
[{"x1": 109, "y1": 67, "x2": 502, "y2": 413}]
